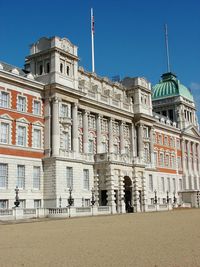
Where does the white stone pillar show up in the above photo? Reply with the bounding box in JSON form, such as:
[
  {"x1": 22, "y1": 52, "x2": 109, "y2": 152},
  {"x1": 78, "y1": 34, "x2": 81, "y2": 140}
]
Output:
[
  {"x1": 132, "y1": 173, "x2": 140, "y2": 212},
  {"x1": 181, "y1": 139, "x2": 187, "y2": 189},
  {"x1": 44, "y1": 98, "x2": 51, "y2": 156},
  {"x1": 108, "y1": 118, "x2": 113, "y2": 153},
  {"x1": 72, "y1": 103, "x2": 78, "y2": 153},
  {"x1": 106, "y1": 174, "x2": 116, "y2": 214},
  {"x1": 52, "y1": 97, "x2": 60, "y2": 156},
  {"x1": 138, "y1": 124, "x2": 144, "y2": 160},
  {"x1": 130, "y1": 124, "x2": 136, "y2": 158},
  {"x1": 192, "y1": 142, "x2": 196, "y2": 175},
  {"x1": 94, "y1": 174, "x2": 99, "y2": 206},
  {"x1": 96, "y1": 114, "x2": 101, "y2": 153},
  {"x1": 83, "y1": 110, "x2": 89, "y2": 153},
  {"x1": 120, "y1": 121, "x2": 125, "y2": 154},
  {"x1": 119, "y1": 171, "x2": 125, "y2": 213},
  {"x1": 187, "y1": 140, "x2": 193, "y2": 189}
]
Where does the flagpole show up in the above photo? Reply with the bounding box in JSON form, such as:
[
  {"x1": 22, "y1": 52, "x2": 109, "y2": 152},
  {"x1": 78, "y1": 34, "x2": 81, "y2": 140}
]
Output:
[
  {"x1": 164, "y1": 24, "x2": 170, "y2": 73},
  {"x1": 91, "y1": 8, "x2": 95, "y2": 73}
]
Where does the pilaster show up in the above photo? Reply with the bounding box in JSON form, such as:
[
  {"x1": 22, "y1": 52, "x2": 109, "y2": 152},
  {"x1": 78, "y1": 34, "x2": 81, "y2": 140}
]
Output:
[
  {"x1": 120, "y1": 121, "x2": 125, "y2": 154},
  {"x1": 106, "y1": 174, "x2": 116, "y2": 214},
  {"x1": 72, "y1": 103, "x2": 78, "y2": 154},
  {"x1": 83, "y1": 110, "x2": 89, "y2": 154},
  {"x1": 108, "y1": 118, "x2": 113, "y2": 153},
  {"x1": 52, "y1": 97, "x2": 60, "y2": 156},
  {"x1": 96, "y1": 114, "x2": 102, "y2": 153},
  {"x1": 118, "y1": 172, "x2": 125, "y2": 213}
]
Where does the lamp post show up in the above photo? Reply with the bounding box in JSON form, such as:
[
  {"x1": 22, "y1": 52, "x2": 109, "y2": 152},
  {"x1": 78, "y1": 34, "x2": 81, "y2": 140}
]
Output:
[
  {"x1": 91, "y1": 187, "x2": 95, "y2": 215},
  {"x1": 173, "y1": 191, "x2": 177, "y2": 207},
  {"x1": 59, "y1": 196, "x2": 62, "y2": 208},
  {"x1": 154, "y1": 190, "x2": 157, "y2": 211},
  {"x1": 197, "y1": 191, "x2": 200, "y2": 208},
  {"x1": 166, "y1": 191, "x2": 169, "y2": 210},
  {"x1": 14, "y1": 186, "x2": 20, "y2": 208},
  {"x1": 67, "y1": 187, "x2": 74, "y2": 218}
]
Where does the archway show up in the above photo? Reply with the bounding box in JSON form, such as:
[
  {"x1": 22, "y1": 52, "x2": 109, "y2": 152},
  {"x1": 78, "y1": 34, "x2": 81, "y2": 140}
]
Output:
[{"x1": 124, "y1": 176, "x2": 133, "y2": 213}]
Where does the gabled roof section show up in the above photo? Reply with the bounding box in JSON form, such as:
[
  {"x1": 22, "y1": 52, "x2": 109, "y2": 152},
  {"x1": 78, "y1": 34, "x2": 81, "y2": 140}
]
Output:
[
  {"x1": 0, "y1": 61, "x2": 29, "y2": 77},
  {"x1": 181, "y1": 125, "x2": 200, "y2": 138}
]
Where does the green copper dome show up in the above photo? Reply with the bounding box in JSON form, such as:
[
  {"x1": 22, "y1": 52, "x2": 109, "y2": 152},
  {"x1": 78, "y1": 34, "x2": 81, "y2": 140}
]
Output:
[{"x1": 153, "y1": 72, "x2": 194, "y2": 102}]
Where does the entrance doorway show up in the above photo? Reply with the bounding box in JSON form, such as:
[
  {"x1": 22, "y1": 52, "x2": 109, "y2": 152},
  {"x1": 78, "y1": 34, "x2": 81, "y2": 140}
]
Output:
[
  {"x1": 124, "y1": 176, "x2": 133, "y2": 213},
  {"x1": 101, "y1": 190, "x2": 108, "y2": 206}
]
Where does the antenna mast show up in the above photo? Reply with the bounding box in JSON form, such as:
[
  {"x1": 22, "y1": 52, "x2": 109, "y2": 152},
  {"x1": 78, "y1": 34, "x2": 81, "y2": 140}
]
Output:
[{"x1": 165, "y1": 24, "x2": 171, "y2": 72}]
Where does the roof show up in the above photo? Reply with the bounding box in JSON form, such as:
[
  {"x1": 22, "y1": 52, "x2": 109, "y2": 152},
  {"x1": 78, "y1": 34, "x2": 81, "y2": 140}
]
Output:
[
  {"x1": 152, "y1": 72, "x2": 194, "y2": 102},
  {"x1": 0, "y1": 61, "x2": 29, "y2": 77}
]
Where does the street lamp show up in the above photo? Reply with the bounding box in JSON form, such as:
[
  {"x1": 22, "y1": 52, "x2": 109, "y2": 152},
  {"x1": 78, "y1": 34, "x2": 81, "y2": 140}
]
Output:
[
  {"x1": 67, "y1": 187, "x2": 74, "y2": 218},
  {"x1": 14, "y1": 186, "x2": 20, "y2": 207},
  {"x1": 91, "y1": 188, "x2": 95, "y2": 216},
  {"x1": 197, "y1": 191, "x2": 200, "y2": 208},
  {"x1": 173, "y1": 191, "x2": 177, "y2": 206},
  {"x1": 59, "y1": 196, "x2": 62, "y2": 208}
]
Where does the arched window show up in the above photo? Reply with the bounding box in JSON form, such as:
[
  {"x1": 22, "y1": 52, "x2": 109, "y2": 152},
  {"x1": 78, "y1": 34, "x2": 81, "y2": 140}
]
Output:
[
  {"x1": 66, "y1": 66, "x2": 70, "y2": 76},
  {"x1": 39, "y1": 65, "x2": 43, "y2": 75},
  {"x1": 46, "y1": 62, "x2": 50, "y2": 73}
]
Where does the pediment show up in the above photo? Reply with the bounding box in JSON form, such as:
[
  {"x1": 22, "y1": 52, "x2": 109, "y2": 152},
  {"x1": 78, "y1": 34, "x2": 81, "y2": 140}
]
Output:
[
  {"x1": 32, "y1": 121, "x2": 44, "y2": 127},
  {"x1": 16, "y1": 117, "x2": 29, "y2": 124},
  {"x1": 0, "y1": 113, "x2": 13, "y2": 120},
  {"x1": 182, "y1": 125, "x2": 200, "y2": 138}
]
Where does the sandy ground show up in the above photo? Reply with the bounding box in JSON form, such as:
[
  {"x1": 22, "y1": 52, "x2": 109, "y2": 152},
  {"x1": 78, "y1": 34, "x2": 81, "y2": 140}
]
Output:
[{"x1": 0, "y1": 209, "x2": 200, "y2": 267}]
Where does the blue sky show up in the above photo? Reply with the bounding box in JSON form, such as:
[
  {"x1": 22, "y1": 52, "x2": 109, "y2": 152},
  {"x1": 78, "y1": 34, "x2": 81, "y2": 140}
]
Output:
[{"x1": 0, "y1": 0, "x2": 200, "y2": 117}]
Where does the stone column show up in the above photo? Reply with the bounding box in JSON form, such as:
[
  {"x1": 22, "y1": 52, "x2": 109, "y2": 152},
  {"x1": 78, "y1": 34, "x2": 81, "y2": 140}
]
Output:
[
  {"x1": 96, "y1": 114, "x2": 101, "y2": 153},
  {"x1": 94, "y1": 173, "x2": 99, "y2": 206},
  {"x1": 44, "y1": 98, "x2": 51, "y2": 156},
  {"x1": 138, "y1": 124, "x2": 144, "y2": 161},
  {"x1": 192, "y1": 142, "x2": 196, "y2": 175},
  {"x1": 141, "y1": 175, "x2": 147, "y2": 212},
  {"x1": 52, "y1": 97, "x2": 60, "y2": 156},
  {"x1": 150, "y1": 127, "x2": 154, "y2": 164},
  {"x1": 130, "y1": 124, "x2": 136, "y2": 158},
  {"x1": 106, "y1": 174, "x2": 116, "y2": 214},
  {"x1": 118, "y1": 171, "x2": 125, "y2": 213},
  {"x1": 83, "y1": 110, "x2": 89, "y2": 154},
  {"x1": 120, "y1": 121, "x2": 125, "y2": 154},
  {"x1": 72, "y1": 103, "x2": 78, "y2": 154},
  {"x1": 181, "y1": 139, "x2": 187, "y2": 189},
  {"x1": 132, "y1": 174, "x2": 140, "y2": 212},
  {"x1": 108, "y1": 118, "x2": 113, "y2": 153},
  {"x1": 187, "y1": 140, "x2": 193, "y2": 189}
]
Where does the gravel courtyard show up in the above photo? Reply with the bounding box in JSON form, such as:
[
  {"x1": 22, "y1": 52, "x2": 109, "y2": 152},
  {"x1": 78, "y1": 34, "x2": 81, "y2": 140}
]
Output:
[{"x1": 0, "y1": 209, "x2": 200, "y2": 267}]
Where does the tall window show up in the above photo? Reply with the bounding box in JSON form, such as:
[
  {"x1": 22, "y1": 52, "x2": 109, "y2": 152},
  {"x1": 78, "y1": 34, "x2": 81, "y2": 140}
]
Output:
[
  {"x1": 154, "y1": 152, "x2": 157, "y2": 166},
  {"x1": 165, "y1": 154, "x2": 170, "y2": 167},
  {"x1": 160, "y1": 153, "x2": 164, "y2": 167},
  {"x1": 60, "y1": 104, "x2": 68, "y2": 117},
  {"x1": 89, "y1": 139, "x2": 94, "y2": 154},
  {"x1": 167, "y1": 177, "x2": 171, "y2": 192},
  {"x1": 63, "y1": 132, "x2": 69, "y2": 150},
  {"x1": 17, "y1": 126, "x2": 26, "y2": 146},
  {"x1": 17, "y1": 96, "x2": 26, "y2": 112},
  {"x1": 33, "y1": 166, "x2": 40, "y2": 190},
  {"x1": 149, "y1": 174, "x2": 153, "y2": 192},
  {"x1": 0, "y1": 122, "x2": 9, "y2": 144},
  {"x1": 33, "y1": 129, "x2": 41, "y2": 148},
  {"x1": 171, "y1": 156, "x2": 175, "y2": 169},
  {"x1": 66, "y1": 167, "x2": 73, "y2": 188},
  {"x1": 83, "y1": 169, "x2": 89, "y2": 190},
  {"x1": 0, "y1": 163, "x2": 8, "y2": 189},
  {"x1": 161, "y1": 177, "x2": 165, "y2": 192},
  {"x1": 0, "y1": 91, "x2": 9, "y2": 108},
  {"x1": 0, "y1": 200, "x2": 8, "y2": 209},
  {"x1": 33, "y1": 101, "x2": 41, "y2": 115},
  {"x1": 17, "y1": 165, "x2": 25, "y2": 189}
]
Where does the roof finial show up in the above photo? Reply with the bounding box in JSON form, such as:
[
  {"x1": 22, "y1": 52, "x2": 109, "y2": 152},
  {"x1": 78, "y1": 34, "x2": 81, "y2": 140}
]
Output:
[{"x1": 164, "y1": 24, "x2": 171, "y2": 73}]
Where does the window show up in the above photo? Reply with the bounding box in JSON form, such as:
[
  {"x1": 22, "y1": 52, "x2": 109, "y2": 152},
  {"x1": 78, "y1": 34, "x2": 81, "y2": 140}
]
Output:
[
  {"x1": 60, "y1": 63, "x2": 63, "y2": 73},
  {"x1": 85, "y1": 199, "x2": 90, "y2": 207},
  {"x1": 17, "y1": 165, "x2": 25, "y2": 189},
  {"x1": 102, "y1": 141, "x2": 107, "y2": 153},
  {"x1": 171, "y1": 156, "x2": 175, "y2": 169},
  {"x1": 33, "y1": 129, "x2": 41, "y2": 148},
  {"x1": 33, "y1": 166, "x2": 40, "y2": 190},
  {"x1": 167, "y1": 177, "x2": 171, "y2": 192},
  {"x1": 34, "y1": 199, "x2": 41, "y2": 208},
  {"x1": 0, "y1": 200, "x2": 8, "y2": 209},
  {"x1": 177, "y1": 139, "x2": 180, "y2": 149},
  {"x1": 0, "y1": 163, "x2": 8, "y2": 189},
  {"x1": 178, "y1": 157, "x2": 182, "y2": 170},
  {"x1": 160, "y1": 153, "x2": 164, "y2": 167},
  {"x1": 20, "y1": 200, "x2": 26, "y2": 208},
  {"x1": 173, "y1": 178, "x2": 176, "y2": 192},
  {"x1": 17, "y1": 126, "x2": 26, "y2": 146},
  {"x1": 154, "y1": 152, "x2": 157, "y2": 166},
  {"x1": 165, "y1": 154, "x2": 170, "y2": 167},
  {"x1": 62, "y1": 132, "x2": 69, "y2": 150},
  {"x1": 113, "y1": 144, "x2": 119, "y2": 154},
  {"x1": 0, "y1": 122, "x2": 9, "y2": 144},
  {"x1": 161, "y1": 177, "x2": 165, "y2": 192},
  {"x1": 143, "y1": 127, "x2": 149, "y2": 138},
  {"x1": 158, "y1": 135, "x2": 162, "y2": 145},
  {"x1": 66, "y1": 167, "x2": 73, "y2": 188},
  {"x1": 33, "y1": 101, "x2": 41, "y2": 115},
  {"x1": 66, "y1": 65, "x2": 70, "y2": 76},
  {"x1": 0, "y1": 91, "x2": 9, "y2": 108},
  {"x1": 17, "y1": 96, "x2": 26, "y2": 112},
  {"x1": 149, "y1": 174, "x2": 153, "y2": 192},
  {"x1": 89, "y1": 139, "x2": 94, "y2": 154},
  {"x1": 83, "y1": 169, "x2": 89, "y2": 190},
  {"x1": 164, "y1": 136, "x2": 168, "y2": 146},
  {"x1": 60, "y1": 104, "x2": 68, "y2": 118}
]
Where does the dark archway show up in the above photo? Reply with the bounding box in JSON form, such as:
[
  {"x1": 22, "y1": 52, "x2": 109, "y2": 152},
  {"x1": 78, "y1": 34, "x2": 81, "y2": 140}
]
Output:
[{"x1": 124, "y1": 176, "x2": 133, "y2": 213}]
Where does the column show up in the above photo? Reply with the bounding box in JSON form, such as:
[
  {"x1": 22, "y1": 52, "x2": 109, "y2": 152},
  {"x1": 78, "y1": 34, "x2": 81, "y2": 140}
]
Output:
[
  {"x1": 120, "y1": 121, "x2": 125, "y2": 154},
  {"x1": 132, "y1": 172, "x2": 140, "y2": 212},
  {"x1": 108, "y1": 118, "x2": 113, "y2": 153},
  {"x1": 130, "y1": 124, "x2": 136, "y2": 158},
  {"x1": 192, "y1": 142, "x2": 196, "y2": 175},
  {"x1": 96, "y1": 114, "x2": 101, "y2": 153},
  {"x1": 138, "y1": 124, "x2": 144, "y2": 160},
  {"x1": 106, "y1": 174, "x2": 116, "y2": 214},
  {"x1": 150, "y1": 127, "x2": 154, "y2": 164},
  {"x1": 52, "y1": 97, "x2": 60, "y2": 156},
  {"x1": 181, "y1": 139, "x2": 187, "y2": 189},
  {"x1": 94, "y1": 173, "x2": 99, "y2": 206},
  {"x1": 83, "y1": 110, "x2": 89, "y2": 153},
  {"x1": 187, "y1": 140, "x2": 193, "y2": 189},
  {"x1": 72, "y1": 103, "x2": 78, "y2": 154},
  {"x1": 118, "y1": 171, "x2": 125, "y2": 213},
  {"x1": 44, "y1": 98, "x2": 51, "y2": 156}
]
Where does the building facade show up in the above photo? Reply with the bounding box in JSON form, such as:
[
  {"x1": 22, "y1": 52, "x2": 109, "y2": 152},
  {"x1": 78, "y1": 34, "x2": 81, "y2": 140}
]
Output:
[{"x1": 0, "y1": 36, "x2": 199, "y2": 212}]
